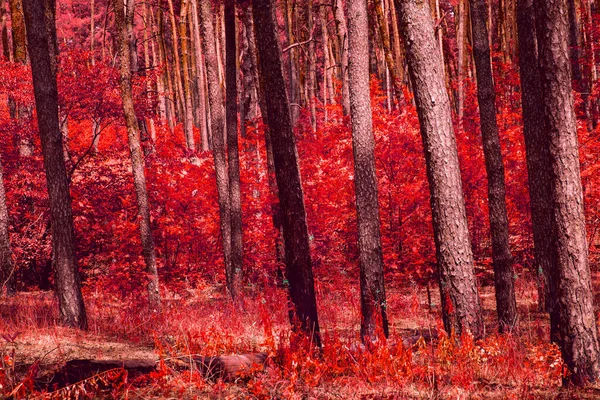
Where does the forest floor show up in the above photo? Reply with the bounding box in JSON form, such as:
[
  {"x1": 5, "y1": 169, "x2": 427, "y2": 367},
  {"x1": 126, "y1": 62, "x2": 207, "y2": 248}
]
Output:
[{"x1": 2, "y1": 274, "x2": 600, "y2": 399}]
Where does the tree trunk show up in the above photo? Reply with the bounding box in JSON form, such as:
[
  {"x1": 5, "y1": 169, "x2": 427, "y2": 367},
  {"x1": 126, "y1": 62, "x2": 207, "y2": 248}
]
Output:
[
  {"x1": 166, "y1": 0, "x2": 187, "y2": 136},
  {"x1": 1, "y1": 0, "x2": 11, "y2": 61},
  {"x1": 396, "y1": 0, "x2": 483, "y2": 339},
  {"x1": 191, "y1": 0, "x2": 209, "y2": 150},
  {"x1": 8, "y1": 0, "x2": 25, "y2": 62},
  {"x1": 178, "y1": 0, "x2": 195, "y2": 152},
  {"x1": 239, "y1": 5, "x2": 258, "y2": 138},
  {"x1": 114, "y1": 0, "x2": 160, "y2": 307},
  {"x1": 0, "y1": 154, "x2": 14, "y2": 295},
  {"x1": 22, "y1": 0, "x2": 87, "y2": 329},
  {"x1": 516, "y1": 0, "x2": 553, "y2": 314},
  {"x1": 307, "y1": 0, "x2": 317, "y2": 132},
  {"x1": 225, "y1": 0, "x2": 242, "y2": 299},
  {"x1": 469, "y1": 0, "x2": 517, "y2": 333},
  {"x1": 347, "y1": 0, "x2": 389, "y2": 342},
  {"x1": 252, "y1": 0, "x2": 321, "y2": 347},
  {"x1": 333, "y1": 0, "x2": 351, "y2": 116},
  {"x1": 535, "y1": 0, "x2": 600, "y2": 385},
  {"x1": 199, "y1": 0, "x2": 233, "y2": 297}
]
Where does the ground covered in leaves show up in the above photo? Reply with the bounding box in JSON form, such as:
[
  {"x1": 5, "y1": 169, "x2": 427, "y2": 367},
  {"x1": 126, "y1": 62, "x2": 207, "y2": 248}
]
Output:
[{"x1": 3, "y1": 277, "x2": 600, "y2": 399}]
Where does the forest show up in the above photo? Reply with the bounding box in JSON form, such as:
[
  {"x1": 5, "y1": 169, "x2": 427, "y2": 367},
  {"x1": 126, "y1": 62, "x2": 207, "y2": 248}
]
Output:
[{"x1": 0, "y1": 0, "x2": 599, "y2": 397}]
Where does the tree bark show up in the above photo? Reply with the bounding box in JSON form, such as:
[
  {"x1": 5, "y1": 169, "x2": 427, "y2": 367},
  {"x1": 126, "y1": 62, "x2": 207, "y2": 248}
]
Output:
[
  {"x1": 199, "y1": 0, "x2": 234, "y2": 297},
  {"x1": 347, "y1": 0, "x2": 389, "y2": 342},
  {"x1": 114, "y1": 0, "x2": 160, "y2": 307},
  {"x1": 516, "y1": 0, "x2": 553, "y2": 314},
  {"x1": 22, "y1": 0, "x2": 87, "y2": 329},
  {"x1": 0, "y1": 154, "x2": 15, "y2": 295},
  {"x1": 225, "y1": 0, "x2": 243, "y2": 299},
  {"x1": 396, "y1": 0, "x2": 483, "y2": 339},
  {"x1": 333, "y1": 0, "x2": 351, "y2": 116},
  {"x1": 469, "y1": 0, "x2": 517, "y2": 333},
  {"x1": 534, "y1": 0, "x2": 600, "y2": 385},
  {"x1": 252, "y1": 0, "x2": 321, "y2": 347}
]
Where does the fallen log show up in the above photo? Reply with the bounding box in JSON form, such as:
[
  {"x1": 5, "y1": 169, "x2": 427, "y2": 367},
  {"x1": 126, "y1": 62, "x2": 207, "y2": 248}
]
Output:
[
  {"x1": 37, "y1": 358, "x2": 157, "y2": 390},
  {"x1": 173, "y1": 352, "x2": 269, "y2": 380},
  {"x1": 33, "y1": 352, "x2": 269, "y2": 390}
]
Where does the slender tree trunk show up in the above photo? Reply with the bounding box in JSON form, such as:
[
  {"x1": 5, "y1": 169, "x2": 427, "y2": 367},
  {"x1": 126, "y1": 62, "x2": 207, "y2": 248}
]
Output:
[
  {"x1": 252, "y1": 0, "x2": 321, "y2": 347},
  {"x1": 0, "y1": 155, "x2": 14, "y2": 295},
  {"x1": 22, "y1": 0, "x2": 87, "y2": 329},
  {"x1": 225, "y1": 0, "x2": 242, "y2": 299},
  {"x1": 347, "y1": 0, "x2": 389, "y2": 342},
  {"x1": 535, "y1": 0, "x2": 600, "y2": 385},
  {"x1": 191, "y1": 0, "x2": 209, "y2": 150},
  {"x1": 179, "y1": 0, "x2": 195, "y2": 151},
  {"x1": 114, "y1": 0, "x2": 160, "y2": 307},
  {"x1": 166, "y1": 0, "x2": 187, "y2": 132},
  {"x1": 456, "y1": 0, "x2": 466, "y2": 120},
  {"x1": 516, "y1": 0, "x2": 552, "y2": 313},
  {"x1": 396, "y1": 0, "x2": 484, "y2": 339},
  {"x1": 1, "y1": 0, "x2": 11, "y2": 62},
  {"x1": 8, "y1": 0, "x2": 25, "y2": 62},
  {"x1": 239, "y1": 5, "x2": 258, "y2": 138},
  {"x1": 374, "y1": 0, "x2": 402, "y2": 103},
  {"x1": 199, "y1": 0, "x2": 233, "y2": 295},
  {"x1": 333, "y1": 0, "x2": 351, "y2": 116},
  {"x1": 307, "y1": 0, "x2": 317, "y2": 132},
  {"x1": 469, "y1": 0, "x2": 517, "y2": 332}
]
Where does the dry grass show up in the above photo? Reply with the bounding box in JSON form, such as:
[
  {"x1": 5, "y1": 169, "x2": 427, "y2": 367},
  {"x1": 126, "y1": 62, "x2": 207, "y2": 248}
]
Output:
[{"x1": 1, "y1": 275, "x2": 599, "y2": 399}]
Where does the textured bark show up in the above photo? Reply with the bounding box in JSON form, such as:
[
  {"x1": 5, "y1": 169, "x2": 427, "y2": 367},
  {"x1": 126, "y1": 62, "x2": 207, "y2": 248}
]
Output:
[
  {"x1": 469, "y1": 0, "x2": 517, "y2": 332},
  {"x1": 516, "y1": 0, "x2": 553, "y2": 314},
  {"x1": 0, "y1": 155, "x2": 14, "y2": 295},
  {"x1": 225, "y1": 0, "x2": 242, "y2": 299},
  {"x1": 22, "y1": 0, "x2": 87, "y2": 329},
  {"x1": 333, "y1": 0, "x2": 351, "y2": 116},
  {"x1": 397, "y1": 0, "x2": 483, "y2": 339},
  {"x1": 347, "y1": 0, "x2": 389, "y2": 342},
  {"x1": 252, "y1": 0, "x2": 321, "y2": 347},
  {"x1": 534, "y1": 0, "x2": 600, "y2": 385},
  {"x1": 114, "y1": 0, "x2": 160, "y2": 307},
  {"x1": 199, "y1": 0, "x2": 233, "y2": 295}
]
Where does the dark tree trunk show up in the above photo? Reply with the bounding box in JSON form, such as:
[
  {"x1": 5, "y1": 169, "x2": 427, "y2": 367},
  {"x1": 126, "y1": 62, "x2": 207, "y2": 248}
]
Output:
[
  {"x1": 252, "y1": 0, "x2": 321, "y2": 347},
  {"x1": 0, "y1": 155, "x2": 15, "y2": 295},
  {"x1": 22, "y1": 0, "x2": 87, "y2": 329},
  {"x1": 396, "y1": 0, "x2": 483, "y2": 339},
  {"x1": 199, "y1": 0, "x2": 234, "y2": 297},
  {"x1": 567, "y1": 0, "x2": 582, "y2": 84},
  {"x1": 468, "y1": 0, "x2": 517, "y2": 333},
  {"x1": 535, "y1": 0, "x2": 600, "y2": 385},
  {"x1": 347, "y1": 0, "x2": 389, "y2": 342},
  {"x1": 516, "y1": 0, "x2": 553, "y2": 315},
  {"x1": 225, "y1": 0, "x2": 243, "y2": 299},
  {"x1": 239, "y1": 6, "x2": 258, "y2": 138},
  {"x1": 114, "y1": 0, "x2": 160, "y2": 307}
]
